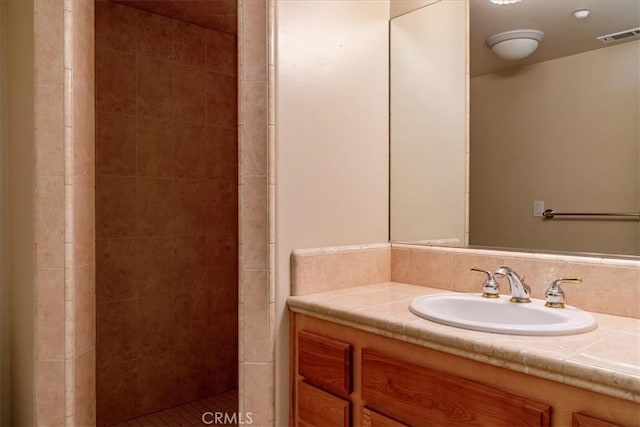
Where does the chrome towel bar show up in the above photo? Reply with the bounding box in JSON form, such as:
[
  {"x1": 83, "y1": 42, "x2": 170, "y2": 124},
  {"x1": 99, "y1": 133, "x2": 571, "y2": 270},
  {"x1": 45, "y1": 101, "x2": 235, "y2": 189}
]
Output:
[{"x1": 542, "y1": 209, "x2": 640, "y2": 219}]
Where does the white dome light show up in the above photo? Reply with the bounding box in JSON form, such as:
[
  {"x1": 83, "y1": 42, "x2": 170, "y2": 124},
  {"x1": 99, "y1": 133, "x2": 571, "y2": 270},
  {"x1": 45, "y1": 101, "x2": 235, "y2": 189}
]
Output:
[
  {"x1": 490, "y1": 0, "x2": 522, "y2": 4},
  {"x1": 485, "y1": 30, "x2": 545, "y2": 61}
]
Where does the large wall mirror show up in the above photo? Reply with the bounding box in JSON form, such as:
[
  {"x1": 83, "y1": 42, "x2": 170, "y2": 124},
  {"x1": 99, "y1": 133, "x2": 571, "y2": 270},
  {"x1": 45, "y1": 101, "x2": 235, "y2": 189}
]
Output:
[{"x1": 390, "y1": 0, "x2": 640, "y2": 257}]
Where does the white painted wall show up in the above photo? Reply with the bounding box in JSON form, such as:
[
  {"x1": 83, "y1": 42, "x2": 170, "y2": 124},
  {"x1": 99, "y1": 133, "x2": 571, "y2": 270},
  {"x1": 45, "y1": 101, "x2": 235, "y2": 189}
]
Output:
[
  {"x1": 390, "y1": 0, "x2": 438, "y2": 18},
  {"x1": 389, "y1": 0, "x2": 468, "y2": 243},
  {"x1": 275, "y1": 0, "x2": 390, "y2": 423}
]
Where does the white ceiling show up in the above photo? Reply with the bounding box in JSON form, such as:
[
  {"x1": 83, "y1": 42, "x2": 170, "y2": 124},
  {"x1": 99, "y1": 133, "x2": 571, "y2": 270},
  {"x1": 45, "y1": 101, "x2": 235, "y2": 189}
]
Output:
[{"x1": 470, "y1": 0, "x2": 640, "y2": 76}]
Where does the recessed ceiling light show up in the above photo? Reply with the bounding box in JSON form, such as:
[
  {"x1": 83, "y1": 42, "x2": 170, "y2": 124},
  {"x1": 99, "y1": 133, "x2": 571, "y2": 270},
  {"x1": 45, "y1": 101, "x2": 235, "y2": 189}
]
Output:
[
  {"x1": 490, "y1": 0, "x2": 522, "y2": 4},
  {"x1": 573, "y1": 9, "x2": 591, "y2": 19}
]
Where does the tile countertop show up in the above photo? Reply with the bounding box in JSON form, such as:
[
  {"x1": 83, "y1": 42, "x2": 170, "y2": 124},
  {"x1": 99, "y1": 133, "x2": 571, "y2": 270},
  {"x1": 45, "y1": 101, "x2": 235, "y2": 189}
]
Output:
[{"x1": 287, "y1": 282, "x2": 640, "y2": 404}]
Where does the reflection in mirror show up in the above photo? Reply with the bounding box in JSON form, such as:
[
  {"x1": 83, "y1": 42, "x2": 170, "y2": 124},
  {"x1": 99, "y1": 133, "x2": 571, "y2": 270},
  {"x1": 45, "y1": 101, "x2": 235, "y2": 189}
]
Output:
[{"x1": 390, "y1": 0, "x2": 640, "y2": 257}]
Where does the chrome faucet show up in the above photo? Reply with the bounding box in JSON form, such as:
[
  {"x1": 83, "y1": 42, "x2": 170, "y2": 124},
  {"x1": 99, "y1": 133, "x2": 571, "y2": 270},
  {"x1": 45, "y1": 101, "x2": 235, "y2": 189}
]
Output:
[{"x1": 494, "y1": 266, "x2": 531, "y2": 303}]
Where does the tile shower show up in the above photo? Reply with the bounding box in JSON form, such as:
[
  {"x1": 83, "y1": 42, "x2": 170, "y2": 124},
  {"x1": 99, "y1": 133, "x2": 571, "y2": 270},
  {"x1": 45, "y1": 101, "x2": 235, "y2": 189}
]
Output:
[{"x1": 94, "y1": 2, "x2": 238, "y2": 424}]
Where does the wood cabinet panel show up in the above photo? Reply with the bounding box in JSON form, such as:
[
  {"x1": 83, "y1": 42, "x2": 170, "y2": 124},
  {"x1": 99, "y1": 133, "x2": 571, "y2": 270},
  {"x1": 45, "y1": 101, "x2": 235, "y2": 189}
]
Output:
[
  {"x1": 297, "y1": 380, "x2": 350, "y2": 427},
  {"x1": 298, "y1": 330, "x2": 352, "y2": 397},
  {"x1": 573, "y1": 413, "x2": 624, "y2": 427},
  {"x1": 362, "y1": 407, "x2": 408, "y2": 427},
  {"x1": 361, "y1": 349, "x2": 551, "y2": 427}
]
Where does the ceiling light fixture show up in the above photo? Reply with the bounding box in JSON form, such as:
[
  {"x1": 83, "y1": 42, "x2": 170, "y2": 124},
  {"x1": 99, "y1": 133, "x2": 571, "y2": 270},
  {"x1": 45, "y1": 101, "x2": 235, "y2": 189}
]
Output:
[
  {"x1": 572, "y1": 9, "x2": 591, "y2": 19},
  {"x1": 485, "y1": 30, "x2": 545, "y2": 61},
  {"x1": 490, "y1": 0, "x2": 522, "y2": 5}
]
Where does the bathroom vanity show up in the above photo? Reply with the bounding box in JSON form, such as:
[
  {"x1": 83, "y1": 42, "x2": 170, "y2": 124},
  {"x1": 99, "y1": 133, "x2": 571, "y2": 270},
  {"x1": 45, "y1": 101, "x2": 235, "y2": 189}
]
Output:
[{"x1": 288, "y1": 283, "x2": 640, "y2": 427}]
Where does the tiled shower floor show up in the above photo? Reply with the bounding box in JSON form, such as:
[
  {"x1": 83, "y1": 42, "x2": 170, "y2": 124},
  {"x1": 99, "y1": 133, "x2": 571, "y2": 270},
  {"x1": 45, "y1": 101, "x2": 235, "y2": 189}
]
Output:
[{"x1": 111, "y1": 390, "x2": 239, "y2": 426}]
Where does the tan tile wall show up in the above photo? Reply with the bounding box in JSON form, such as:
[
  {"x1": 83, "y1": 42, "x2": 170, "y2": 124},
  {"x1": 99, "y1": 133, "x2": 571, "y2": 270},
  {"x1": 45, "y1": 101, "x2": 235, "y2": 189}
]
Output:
[
  {"x1": 291, "y1": 244, "x2": 392, "y2": 296},
  {"x1": 291, "y1": 244, "x2": 639, "y2": 319},
  {"x1": 238, "y1": 0, "x2": 275, "y2": 424},
  {"x1": 32, "y1": 0, "x2": 95, "y2": 424},
  {"x1": 94, "y1": 2, "x2": 238, "y2": 424},
  {"x1": 391, "y1": 244, "x2": 640, "y2": 318}
]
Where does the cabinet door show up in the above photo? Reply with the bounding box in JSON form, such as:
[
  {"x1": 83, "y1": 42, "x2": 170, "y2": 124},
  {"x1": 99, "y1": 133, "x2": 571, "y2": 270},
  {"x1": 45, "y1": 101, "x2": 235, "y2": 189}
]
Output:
[
  {"x1": 362, "y1": 407, "x2": 408, "y2": 427},
  {"x1": 573, "y1": 413, "x2": 624, "y2": 427},
  {"x1": 298, "y1": 330, "x2": 352, "y2": 397},
  {"x1": 297, "y1": 380, "x2": 350, "y2": 427},
  {"x1": 361, "y1": 349, "x2": 551, "y2": 426}
]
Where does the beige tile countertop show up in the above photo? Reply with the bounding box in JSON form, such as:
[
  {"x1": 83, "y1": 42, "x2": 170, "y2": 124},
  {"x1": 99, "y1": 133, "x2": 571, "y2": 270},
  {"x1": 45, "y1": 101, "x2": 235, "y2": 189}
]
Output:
[{"x1": 287, "y1": 282, "x2": 640, "y2": 403}]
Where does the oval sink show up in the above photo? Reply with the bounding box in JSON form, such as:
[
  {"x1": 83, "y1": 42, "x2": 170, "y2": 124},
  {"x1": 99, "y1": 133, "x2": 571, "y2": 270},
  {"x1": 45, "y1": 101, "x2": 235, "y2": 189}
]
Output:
[{"x1": 409, "y1": 293, "x2": 597, "y2": 336}]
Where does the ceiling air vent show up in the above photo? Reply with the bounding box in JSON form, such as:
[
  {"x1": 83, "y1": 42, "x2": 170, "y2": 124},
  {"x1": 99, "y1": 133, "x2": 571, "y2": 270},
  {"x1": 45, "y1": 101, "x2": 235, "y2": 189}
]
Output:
[{"x1": 597, "y1": 27, "x2": 640, "y2": 44}]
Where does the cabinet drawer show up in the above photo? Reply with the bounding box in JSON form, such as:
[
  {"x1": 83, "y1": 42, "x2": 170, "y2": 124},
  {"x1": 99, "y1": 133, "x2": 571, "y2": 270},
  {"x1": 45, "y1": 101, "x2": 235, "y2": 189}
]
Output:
[
  {"x1": 573, "y1": 413, "x2": 624, "y2": 427},
  {"x1": 361, "y1": 349, "x2": 551, "y2": 426},
  {"x1": 298, "y1": 330, "x2": 352, "y2": 397},
  {"x1": 362, "y1": 407, "x2": 407, "y2": 427},
  {"x1": 297, "y1": 380, "x2": 350, "y2": 427}
]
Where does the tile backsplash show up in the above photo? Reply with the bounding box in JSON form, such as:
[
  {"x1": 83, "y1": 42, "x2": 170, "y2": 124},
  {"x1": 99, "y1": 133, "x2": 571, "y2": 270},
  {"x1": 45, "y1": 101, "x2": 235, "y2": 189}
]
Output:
[{"x1": 291, "y1": 243, "x2": 639, "y2": 319}]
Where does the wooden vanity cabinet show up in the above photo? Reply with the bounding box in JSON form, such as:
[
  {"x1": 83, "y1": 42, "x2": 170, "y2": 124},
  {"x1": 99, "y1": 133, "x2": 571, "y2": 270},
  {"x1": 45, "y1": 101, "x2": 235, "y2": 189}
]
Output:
[
  {"x1": 291, "y1": 313, "x2": 639, "y2": 427},
  {"x1": 295, "y1": 330, "x2": 353, "y2": 426},
  {"x1": 361, "y1": 349, "x2": 550, "y2": 426}
]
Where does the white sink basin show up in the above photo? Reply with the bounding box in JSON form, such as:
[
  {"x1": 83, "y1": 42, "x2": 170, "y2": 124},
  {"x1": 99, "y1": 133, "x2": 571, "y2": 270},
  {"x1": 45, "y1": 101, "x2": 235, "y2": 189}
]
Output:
[{"x1": 409, "y1": 293, "x2": 597, "y2": 336}]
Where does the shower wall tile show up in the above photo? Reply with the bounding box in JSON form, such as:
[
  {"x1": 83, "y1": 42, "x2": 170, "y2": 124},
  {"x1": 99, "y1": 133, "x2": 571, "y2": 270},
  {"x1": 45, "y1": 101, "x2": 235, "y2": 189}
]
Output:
[
  {"x1": 238, "y1": 0, "x2": 274, "y2": 422},
  {"x1": 207, "y1": 179, "x2": 237, "y2": 231},
  {"x1": 36, "y1": 268, "x2": 66, "y2": 360},
  {"x1": 137, "y1": 117, "x2": 174, "y2": 177},
  {"x1": 136, "y1": 352, "x2": 174, "y2": 414},
  {"x1": 137, "y1": 57, "x2": 173, "y2": 119},
  {"x1": 175, "y1": 236, "x2": 207, "y2": 292},
  {"x1": 242, "y1": 0, "x2": 267, "y2": 82},
  {"x1": 243, "y1": 80, "x2": 267, "y2": 176},
  {"x1": 175, "y1": 178, "x2": 207, "y2": 235},
  {"x1": 35, "y1": 0, "x2": 64, "y2": 85},
  {"x1": 96, "y1": 360, "x2": 138, "y2": 426},
  {"x1": 173, "y1": 64, "x2": 207, "y2": 123},
  {"x1": 96, "y1": 112, "x2": 137, "y2": 176},
  {"x1": 136, "y1": 177, "x2": 176, "y2": 236},
  {"x1": 175, "y1": 122, "x2": 207, "y2": 178},
  {"x1": 36, "y1": 360, "x2": 65, "y2": 426},
  {"x1": 35, "y1": 176, "x2": 65, "y2": 268},
  {"x1": 173, "y1": 21, "x2": 207, "y2": 67},
  {"x1": 138, "y1": 11, "x2": 173, "y2": 60},
  {"x1": 137, "y1": 295, "x2": 174, "y2": 356},
  {"x1": 74, "y1": 348, "x2": 96, "y2": 426},
  {"x1": 207, "y1": 30, "x2": 237, "y2": 76},
  {"x1": 95, "y1": 0, "x2": 139, "y2": 53},
  {"x1": 96, "y1": 48, "x2": 136, "y2": 115},
  {"x1": 73, "y1": 176, "x2": 95, "y2": 266},
  {"x1": 174, "y1": 345, "x2": 208, "y2": 405},
  {"x1": 97, "y1": 299, "x2": 138, "y2": 366},
  {"x1": 36, "y1": 84, "x2": 64, "y2": 176},
  {"x1": 74, "y1": 263, "x2": 96, "y2": 354},
  {"x1": 96, "y1": 3, "x2": 238, "y2": 422},
  {"x1": 96, "y1": 175, "x2": 137, "y2": 238},
  {"x1": 208, "y1": 126, "x2": 238, "y2": 179},
  {"x1": 207, "y1": 72, "x2": 238, "y2": 127},
  {"x1": 137, "y1": 237, "x2": 175, "y2": 297},
  {"x1": 97, "y1": 238, "x2": 137, "y2": 303}
]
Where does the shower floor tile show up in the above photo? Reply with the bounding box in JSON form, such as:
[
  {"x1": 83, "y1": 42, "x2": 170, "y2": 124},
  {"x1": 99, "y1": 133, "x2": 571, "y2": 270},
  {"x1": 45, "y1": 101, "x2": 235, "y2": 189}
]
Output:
[{"x1": 112, "y1": 389, "x2": 239, "y2": 426}]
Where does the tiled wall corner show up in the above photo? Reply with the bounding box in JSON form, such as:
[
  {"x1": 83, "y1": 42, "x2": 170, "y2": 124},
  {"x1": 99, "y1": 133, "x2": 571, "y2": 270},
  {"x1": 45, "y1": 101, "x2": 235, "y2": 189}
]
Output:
[
  {"x1": 390, "y1": 244, "x2": 640, "y2": 318},
  {"x1": 33, "y1": 0, "x2": 96, "y2": 424},
  {"x1": 291, "y1": 244, "x2": 392, "y2": 296},
  {"x1": 33, "y1": 0, "x2": 67, "y2": 425},
  {"x1": 239, "y1": 0, "x2": 275, "y2": 424}
]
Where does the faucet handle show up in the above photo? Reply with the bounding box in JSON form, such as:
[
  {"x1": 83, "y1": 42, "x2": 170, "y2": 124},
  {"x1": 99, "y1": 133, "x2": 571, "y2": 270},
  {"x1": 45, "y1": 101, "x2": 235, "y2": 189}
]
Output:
[
  {"x1": 470, "y1": 268, "x2": 500, "y2": 298},
  {"x1": 544, "y1": 277, "x2": 583, "y2": 308}
]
